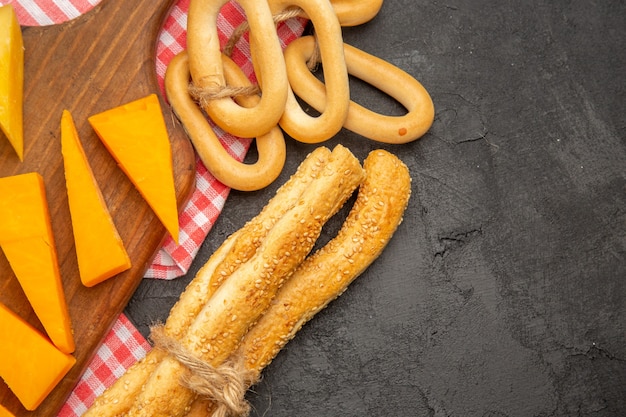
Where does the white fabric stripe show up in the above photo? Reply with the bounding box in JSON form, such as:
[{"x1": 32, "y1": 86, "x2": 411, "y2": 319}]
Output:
[
  {"x1": 211, "y1": 193, "x2": 227, "y2": 211},
  {"x1": 19, "y1": 1, "x2": 56, "y2": 25},
  {"x1": 113, "y1": 319, "x2": 132, "y2": 343},
  {"x1": 172, "y1": 5, "x2": 187, "y2": 30},
  {"x1": 158, "y1": 29, "x2": 180, "y2": 50},
  {"x1": 84, "y1": 368, "x2": 108, "y2": 397},
  {"x1": 157, "y1": 248, "x2": 177, "y2": 266},
  {"x1": 176, "y1": 228, "x2": 191, "y2": 249},
  {"x1": 96, "y1": 343, "x2": 113, "y2": 363},
  {"x1": 53, "y1": 0, "x2": 81, "y2": 20},
  {"x1": 191, "y1": 211, "x2": 210, "y2": 231}
]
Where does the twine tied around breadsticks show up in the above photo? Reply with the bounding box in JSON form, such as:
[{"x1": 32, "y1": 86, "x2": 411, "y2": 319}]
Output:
[
  {"x1": 150, "y1": 324, "x2": 258, "y2": 417},
  {"x1": 188, "y1": 6, "x2": 321, "y2": 106}
]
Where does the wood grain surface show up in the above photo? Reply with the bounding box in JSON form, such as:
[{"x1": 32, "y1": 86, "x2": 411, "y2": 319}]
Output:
[{"x1": 0, "y1": 0, "x2": 196, "y2": 415}]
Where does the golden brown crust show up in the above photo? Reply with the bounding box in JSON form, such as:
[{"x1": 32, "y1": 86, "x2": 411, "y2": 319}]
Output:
[
  {"x1": 240, "y1": 149, "x2": 411, "y2": 372},
  {"x1": 185, "y1": 149, "x2": 411, "y2": 416},
  {"x1": 82, "y1": 348, "x2": 167, "y2": 417},
  {"x1": 210, "y1": 146, "x2": 333, "y2": 286},
  {"x1": 82, "y1": 233, "x2": 239, "y2": 417},
  {"x1": 125, "y1": 145, "x2": 364, "y2": 417},
  {"x1": 84, "y1": 147, "x2": 334, "y2": 417}
]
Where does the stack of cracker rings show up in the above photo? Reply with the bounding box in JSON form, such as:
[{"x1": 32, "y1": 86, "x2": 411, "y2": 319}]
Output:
[
  {"x1": 83, "y1": 1, "x2": 425, "y2": 416},
  {"x1": 165, "y1": 0, "x2": 434, "y2": 191}
]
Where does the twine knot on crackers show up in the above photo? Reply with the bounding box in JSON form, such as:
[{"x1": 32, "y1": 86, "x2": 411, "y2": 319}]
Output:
[
  {"x1": 188, "y1": 83, "x2": 261, "y2": 109},
  {"x1": 150, "y1": 324, "x2": 258, "y2": 417},
  {"x1": 223, "y1": 6, "x2": 305, "y2": 57},
  {"x1": 188, "y1": 6, "x2": 320, "y2": 104}
]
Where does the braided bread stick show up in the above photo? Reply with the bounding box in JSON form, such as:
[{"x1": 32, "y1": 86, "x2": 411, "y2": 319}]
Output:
[
  {"x1": 125, "y1": 145, "x2": 364, "y2": 417},
  {"x1": 185, "y1": 149, "x2": 411, "y2": 416},
  {"x1": 83, "y1": 147, "x2": 333, "y2": 416}
]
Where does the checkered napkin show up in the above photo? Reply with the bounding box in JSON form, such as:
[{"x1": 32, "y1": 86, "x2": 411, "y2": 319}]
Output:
[{"x1": 4, "y1": 0, "x2": 307, "y2": 415}]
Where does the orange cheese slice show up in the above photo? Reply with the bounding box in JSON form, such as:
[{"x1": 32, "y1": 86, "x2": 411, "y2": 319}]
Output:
[
  {"x1": 0, "y1": 173, "x2": 75, "y2": 354},
  {"x1": 61, "y1": 110, "x2": 131, "y2": 287},
  {"x1": 0, "y1": 403, "x2": 15, "y2": 417},
  {"x1": 0, "y1": 4, "x2": 24, "y2": 161},
  {"x1": 88, "y1": 94, "x2": 179, "y2": 243},
  {"x1": 0, "y1": 302, "x2": 76, "y2": 411}
]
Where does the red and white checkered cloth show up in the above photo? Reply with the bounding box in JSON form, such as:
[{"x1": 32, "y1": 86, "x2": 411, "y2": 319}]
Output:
[
  {"x1": 2, "y1": 0, "x2": 307, "y2": 414},
  {"x1": 57, "y1": 314, "x2": 151, "y2": 416}
]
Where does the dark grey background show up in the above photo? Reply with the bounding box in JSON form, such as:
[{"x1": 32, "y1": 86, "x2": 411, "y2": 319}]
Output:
[{"x1": 125, "y1": 0, "x2": 626, "y2": 415}]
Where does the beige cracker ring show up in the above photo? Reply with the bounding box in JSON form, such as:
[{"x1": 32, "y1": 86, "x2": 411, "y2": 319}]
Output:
[
  {"x1": 330, "y1": 0, "x2": 384, "y2": 26},
  {"x1": 186, "y1": 0, "x2": 288, "y2": 138},
  {"x1": 265, "y1": 0, "x2": 350, "y2": 144},
  {"x1": 165, "y1": 50, "x2": 286, "y2": 192},
  {"x1": 285, "y1": 36, "x2": 435, "y2": 144}
]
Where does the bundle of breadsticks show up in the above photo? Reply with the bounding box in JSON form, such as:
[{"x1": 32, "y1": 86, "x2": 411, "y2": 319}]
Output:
[
  {"x1": 166, "y1": 0, "x2": 434, "y2": 191},
  {"x1": 84, "y1": 144, "x2": 412, "y2": 416},
  {"x1": 84, "y1": 1, "x2": 422, "y2": 414}
]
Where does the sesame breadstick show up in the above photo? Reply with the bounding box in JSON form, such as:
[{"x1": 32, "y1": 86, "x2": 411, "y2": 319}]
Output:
[
  {"x1": 240, "y1": 149, "x2": 411, "y2": 371},
  {"x1": 83, "y1": 146, "x2": 333, "y2": 417},
  {"x1": 195, "y1": 145, "x2": 333, "y2": 316},
  {"x1": 125, "y1": 145, "x2": 364, "y2": 417},
  {"x1": 185, "y1": 149, "x2": 411, "y2": 416},
  {"x1": 82, "y1": 233, "x2": 239, "y2": 417}
]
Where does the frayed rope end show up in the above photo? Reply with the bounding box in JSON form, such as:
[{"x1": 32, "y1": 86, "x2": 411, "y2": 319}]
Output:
[{"x1": 150, "y1": 324, "x2": 258, "y2": 417}]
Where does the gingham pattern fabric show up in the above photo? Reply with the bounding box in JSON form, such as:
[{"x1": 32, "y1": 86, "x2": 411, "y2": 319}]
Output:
[
  {"x1": 57, "y1": 314, "x2": 151, "y2": 417},
  {"x1": 3, "y1": 0, "x2": 102, "y2": 26},
  {"x1": 3, "y1": 0, "x2": 307, "y2": 415}
]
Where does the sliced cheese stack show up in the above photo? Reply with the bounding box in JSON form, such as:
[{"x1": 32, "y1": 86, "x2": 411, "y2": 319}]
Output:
[
  {"x1": 0, "y1": 302, "x2": 76, "y2": 411},
  {"x1": 0, "y1": 172, "x2": 75, "y2": 354},
  {"x1": 0, "y1": 4, "x2": 24, "y2": 161},
  {"x1": 88, "y1": 94, "x2": 180, "y2": 243},
  {"x1": 61, "y1": 110, "x2": 131, "y2": 287}
]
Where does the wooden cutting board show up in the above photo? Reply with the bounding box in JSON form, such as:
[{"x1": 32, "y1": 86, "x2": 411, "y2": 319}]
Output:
[{"x1": 0, "y1": 0, "x2": 196, "y2": 415}]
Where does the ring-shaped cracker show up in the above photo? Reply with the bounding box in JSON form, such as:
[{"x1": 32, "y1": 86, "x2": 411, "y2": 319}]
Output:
[
  {"x1": 330, "y1": 0, "x2": 384, "y2": 26},
  {"x1": 285, "y1": 36, "x2": 435, "y2": 144},
  {"x1": 165, "y1": 51, "x2": 286, "y2": 191},
  {"x1": 187, "y1": 0, "x2": 288, "y2": 138},
  {"x1": 267, "y1": 0, "x2": 350, "y2": 143}
]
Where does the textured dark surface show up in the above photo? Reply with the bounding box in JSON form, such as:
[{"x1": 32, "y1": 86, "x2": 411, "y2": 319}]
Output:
[{"x1": 125, "y1": 0, "x2": 626, "y2": 415}]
